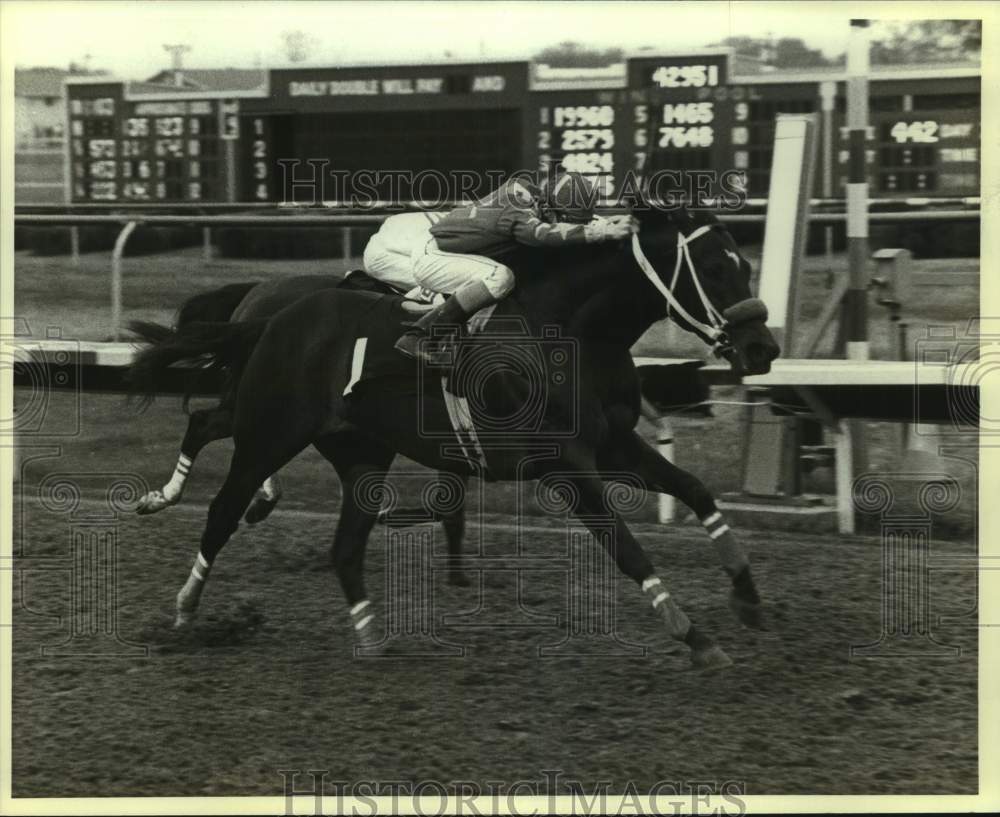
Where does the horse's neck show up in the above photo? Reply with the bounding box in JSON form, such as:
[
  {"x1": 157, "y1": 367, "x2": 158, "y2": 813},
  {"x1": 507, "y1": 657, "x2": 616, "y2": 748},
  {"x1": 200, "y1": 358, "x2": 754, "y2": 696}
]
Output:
[
  {"x1": 487, "y1": 228, "x2": 683, "y2": 351},
  {"x1": 502, "y1": 243, "x2": 629, "y2": 331},
  {"x1": 571, "y1": 275, "x2": 668, "y2": 349}
]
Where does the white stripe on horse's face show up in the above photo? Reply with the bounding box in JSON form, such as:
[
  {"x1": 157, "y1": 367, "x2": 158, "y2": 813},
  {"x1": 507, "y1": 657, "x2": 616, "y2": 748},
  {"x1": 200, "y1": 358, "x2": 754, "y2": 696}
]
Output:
[{"x1": 724, "y1": 249, "x2": 741, "y2": 268}]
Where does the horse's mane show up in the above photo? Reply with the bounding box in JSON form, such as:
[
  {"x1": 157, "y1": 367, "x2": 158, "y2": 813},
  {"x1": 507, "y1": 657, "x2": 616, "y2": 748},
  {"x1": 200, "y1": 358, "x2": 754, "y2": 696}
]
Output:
[{"x1": 496, "y1": 207, "x2": 726, "y2": 346}]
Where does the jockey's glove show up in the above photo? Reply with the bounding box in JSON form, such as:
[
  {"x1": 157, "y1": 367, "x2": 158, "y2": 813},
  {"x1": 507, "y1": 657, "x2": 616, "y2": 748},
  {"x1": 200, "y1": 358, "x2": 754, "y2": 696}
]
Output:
[{"x1": 585, "y1": 215, "x2": 636, "y2": 242}]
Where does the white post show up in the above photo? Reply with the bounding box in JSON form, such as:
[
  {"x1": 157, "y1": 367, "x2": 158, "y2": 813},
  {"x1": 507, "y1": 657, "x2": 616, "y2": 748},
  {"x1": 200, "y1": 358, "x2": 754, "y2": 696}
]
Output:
[
  {"x1": 202, "y1": 226, "x2": 212, "y2": 262},
  {"x1": 656, "y1": 416, "x2": 676, "y2": 523},
  {"x1": 819, "y1": 80, "x2": 836, "y2": 268},
  {"x1": 111, "y1": 221, "x2": 138, "y2": 341},
  {"x1": 834, "y1": 419, "x2": 855, "y2": 534},
  {"x1": 341, "y1": 226, "x2": 352, "y2": 263},
  {"x1": 70, "y1": 226, "x2": 80, "y2": 266}
]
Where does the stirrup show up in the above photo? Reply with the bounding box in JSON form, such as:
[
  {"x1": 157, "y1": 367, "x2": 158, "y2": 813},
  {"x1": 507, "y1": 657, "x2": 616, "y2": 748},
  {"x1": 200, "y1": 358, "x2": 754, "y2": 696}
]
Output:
[{"x1": 394, "y1": 330, "x2": 425, "y2": 359}]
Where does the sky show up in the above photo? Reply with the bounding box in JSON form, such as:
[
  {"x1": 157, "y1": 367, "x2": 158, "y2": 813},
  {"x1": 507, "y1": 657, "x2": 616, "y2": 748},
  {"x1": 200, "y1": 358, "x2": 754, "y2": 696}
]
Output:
[{"x1": 2, "y1": 0, "x2": 974, "y2": 78}]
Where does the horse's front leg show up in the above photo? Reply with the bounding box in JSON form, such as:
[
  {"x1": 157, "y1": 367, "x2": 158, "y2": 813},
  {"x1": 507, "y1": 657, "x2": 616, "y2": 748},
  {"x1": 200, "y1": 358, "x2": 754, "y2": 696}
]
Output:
[
  {"x1": 599, "y1": 431, "x2": 763, "y2": 629},
  {"x1": 138, "y1": 406, "x2": 233, "y2": 514},
  {"x1": 373, "y1": 471, "x2": 470, "y2": 587},
  {"x1": 553, "y1": 468, "x2": 732, "y2": 669},
  {"x1": 244, "y1": 472, "x2": 284, "y2": 524},
  {"x1": 438, "y1": 473, "x2": 469, "y2": 587}
]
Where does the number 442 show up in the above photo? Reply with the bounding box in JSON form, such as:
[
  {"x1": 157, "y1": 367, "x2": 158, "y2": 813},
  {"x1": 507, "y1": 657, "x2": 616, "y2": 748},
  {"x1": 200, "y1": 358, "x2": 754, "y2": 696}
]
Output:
[{"x1": 891, "y1": 121, "x2": 938, "y2": 144}]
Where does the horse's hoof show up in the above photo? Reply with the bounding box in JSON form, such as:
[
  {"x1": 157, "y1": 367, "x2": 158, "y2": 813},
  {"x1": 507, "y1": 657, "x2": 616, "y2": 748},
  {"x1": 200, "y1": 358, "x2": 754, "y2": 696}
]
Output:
[
  {"x1": 447, "y1": 570, "x2": 471, "y2": 588},
  {"x1": 244, "y1": 496, "x2": 279, "y2": 525},
  {"x1": 353, "y1": 629, "x2": 387, "y2": 658},
  {"x1": 137, "y1": 490, "x2": 177, "y2": 515},
  {"x1": 729, "y1": 592, "x2": 766, "y2": 630},
  {"x1": 173, "y1": 610, "x2": 196, "y2": 629},
  {"x1": 690, "y1": 644, "x2": 733, "y2": 671}
]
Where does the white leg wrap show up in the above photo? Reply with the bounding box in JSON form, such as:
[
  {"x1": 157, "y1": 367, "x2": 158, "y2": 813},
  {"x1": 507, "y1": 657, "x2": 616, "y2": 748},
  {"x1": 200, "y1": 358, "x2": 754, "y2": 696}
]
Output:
[
  {"x1": 259, "y1": 474, "x2": 282, "y2": 502},
  {"x1": 701, "y1": 512, "x2": 749, "y2": 576},
  {"x1": 349, "y1": 599, "x2": 381, "y2": 651},
  {"x1": 641, "y1": 574, "x2": 690, "y2": 639},
  {"x1": 177, "y1": 551, "x2": 211, "y2": 619},
  {"x1": 163, "y1": 454, "x2": 193, "y2": 501},
  {"x1": 190, "y1": 552, "x2": 211, "y2": 582}
]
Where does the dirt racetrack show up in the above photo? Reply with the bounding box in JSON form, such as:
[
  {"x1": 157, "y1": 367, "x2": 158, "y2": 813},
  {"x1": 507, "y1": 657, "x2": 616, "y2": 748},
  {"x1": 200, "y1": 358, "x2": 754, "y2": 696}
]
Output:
[{"x1": 12, "y1": 479, "x2": 978, "y2": 797}]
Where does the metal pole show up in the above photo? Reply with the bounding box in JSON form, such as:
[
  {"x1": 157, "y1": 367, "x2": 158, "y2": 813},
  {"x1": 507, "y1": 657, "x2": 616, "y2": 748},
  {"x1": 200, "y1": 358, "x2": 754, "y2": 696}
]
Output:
[
  {"x1": 110, "y1": 221, "x2": 138, "y2": 341},
  {"x1": 843, "y1": 19, "x2": 871, "y2": 532},
  {"x1": 639, "y1": 397, "x2": 675, "y2": 523},
  {"x1": 656, "y1": 417, "x2": 676, "y2": 523},
  {"x1": 341, "y1": 226, "x2": 352, "y2": 263},
  {"x1": 819, "y1": 81, "x2": 836, "y2": 276},
  {"x1": 202, "y1": 226, "x2": 212, "y2": 262},
  {"x1": 845, "y1": 19, "x2": 870, "y2": 362},
  {"x1": 834, "y1": 419, "x2": 855, "y2": 534},
  {"x1": 70, "y1": 226, "x2": 80, "y2": 266}
]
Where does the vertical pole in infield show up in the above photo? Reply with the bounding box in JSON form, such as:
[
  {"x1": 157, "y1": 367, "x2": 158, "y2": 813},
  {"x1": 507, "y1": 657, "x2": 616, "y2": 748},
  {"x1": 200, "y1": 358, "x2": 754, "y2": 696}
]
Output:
[
  {"x1": 70, "y1": 226, "x2": 80, "y2": 266},
  {"x1": 845, "y1": 19, "x2": 870, "y2": 362},
  {"x1": 202, "y1": 227, "x2": 213, "y2": 262},
  {"x1": 819, "y1": 81, "x2": 836, "y2": 269},
  {"x1": 844, "y1": 19, "x2": 871, "y2": 527},
  {"x1": 110, "y1": 221, "x2": 138, "y2": 341},
  {"x1": 341, "y1": 226, "x2": 352, "y2": 264},
  {"x1": 656, "y1": 416, "x2": 675, "y2": 523}
]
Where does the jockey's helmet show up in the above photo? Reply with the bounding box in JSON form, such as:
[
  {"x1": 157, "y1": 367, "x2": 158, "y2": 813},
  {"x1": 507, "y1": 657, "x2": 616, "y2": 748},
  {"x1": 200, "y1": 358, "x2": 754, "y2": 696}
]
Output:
[{"x1": 541, "y1": 172, "x2": 599, "y2": 224}]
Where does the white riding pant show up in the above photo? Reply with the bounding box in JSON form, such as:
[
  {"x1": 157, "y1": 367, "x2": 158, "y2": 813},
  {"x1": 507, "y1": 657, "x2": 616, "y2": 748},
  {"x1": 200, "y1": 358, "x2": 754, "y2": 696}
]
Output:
[
  {"x1": 362, "y1": 211, "x2": 445, "y2": 292},
  {"x1": 410, "y1": 237, "x2": 514, "y2": 299},
  {"x1": 362, "y1": 232, "x2": 421, "y2": 293}
]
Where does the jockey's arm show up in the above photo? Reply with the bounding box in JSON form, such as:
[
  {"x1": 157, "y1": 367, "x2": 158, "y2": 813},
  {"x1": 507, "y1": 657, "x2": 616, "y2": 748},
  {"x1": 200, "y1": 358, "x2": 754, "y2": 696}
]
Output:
[{"x1": 504, "y1": 210, "x2": 634, "y2": 247}]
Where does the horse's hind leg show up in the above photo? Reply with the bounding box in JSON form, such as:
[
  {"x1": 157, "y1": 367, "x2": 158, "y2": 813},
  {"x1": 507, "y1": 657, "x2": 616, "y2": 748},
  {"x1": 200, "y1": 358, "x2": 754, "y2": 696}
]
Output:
[
  {"x1": 138, "y1": 406, "x2": 233, "y2": 515},
  {"x1": 175, "y1": 437, "x2": 309, "y2": 627},
  {"x1": 313, "y1": 432, "x2": 395, "y2": 653}
]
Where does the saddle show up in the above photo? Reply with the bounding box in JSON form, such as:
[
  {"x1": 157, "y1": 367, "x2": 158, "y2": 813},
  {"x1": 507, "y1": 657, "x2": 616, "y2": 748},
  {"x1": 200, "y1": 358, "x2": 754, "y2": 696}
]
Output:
[{"x1": 339, "y1": 269, "x2": 438, "y2": 314}]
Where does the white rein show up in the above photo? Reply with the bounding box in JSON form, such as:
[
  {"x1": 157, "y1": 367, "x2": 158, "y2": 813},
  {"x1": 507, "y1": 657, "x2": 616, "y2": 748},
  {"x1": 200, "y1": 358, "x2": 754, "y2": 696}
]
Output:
[{"x1": 630, "y1": 225, "x2": 730, "y2": 350}]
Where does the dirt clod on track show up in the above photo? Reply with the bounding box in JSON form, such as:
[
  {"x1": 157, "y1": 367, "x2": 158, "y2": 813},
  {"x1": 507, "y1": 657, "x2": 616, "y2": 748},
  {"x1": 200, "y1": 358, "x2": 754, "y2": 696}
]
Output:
[{"x1": 13, "y1": 493, "x2": 977, "y2": 797}]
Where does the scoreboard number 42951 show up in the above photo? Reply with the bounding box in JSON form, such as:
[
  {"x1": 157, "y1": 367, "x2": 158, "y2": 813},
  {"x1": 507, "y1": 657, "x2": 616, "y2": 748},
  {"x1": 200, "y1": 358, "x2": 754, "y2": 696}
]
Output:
[{"x1": 651, "y1": 64, "x2": 720, "y2": 89}]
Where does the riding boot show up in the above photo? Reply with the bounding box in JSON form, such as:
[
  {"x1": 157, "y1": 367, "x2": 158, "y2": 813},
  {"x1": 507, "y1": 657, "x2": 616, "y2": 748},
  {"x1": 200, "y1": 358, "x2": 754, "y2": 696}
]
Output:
[{"x1": 394, "y1": 280, "x2": 498, "y2": 363}]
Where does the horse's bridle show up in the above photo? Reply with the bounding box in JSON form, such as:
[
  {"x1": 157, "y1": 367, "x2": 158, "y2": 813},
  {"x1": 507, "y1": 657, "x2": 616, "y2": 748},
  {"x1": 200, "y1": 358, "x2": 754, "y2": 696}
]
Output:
[{"x1": 630, "y1": 224, "x2": 766, "y2": 357}]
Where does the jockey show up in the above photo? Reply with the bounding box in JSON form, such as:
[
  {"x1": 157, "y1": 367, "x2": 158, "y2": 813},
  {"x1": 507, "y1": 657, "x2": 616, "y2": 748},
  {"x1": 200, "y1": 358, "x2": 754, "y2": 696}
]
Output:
[
  {"x1": 394, "y1": 172, "x2": 635, "y2": 361},
  {"x1": 361, "y1": 210, "x2": 442, "y2": 296}
]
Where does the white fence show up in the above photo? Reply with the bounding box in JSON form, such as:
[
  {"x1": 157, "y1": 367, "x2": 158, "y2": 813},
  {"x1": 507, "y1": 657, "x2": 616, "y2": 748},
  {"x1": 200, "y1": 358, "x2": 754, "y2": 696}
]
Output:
[{"x1": 14, "y1": 207, "x2": 981, "y2": 341}]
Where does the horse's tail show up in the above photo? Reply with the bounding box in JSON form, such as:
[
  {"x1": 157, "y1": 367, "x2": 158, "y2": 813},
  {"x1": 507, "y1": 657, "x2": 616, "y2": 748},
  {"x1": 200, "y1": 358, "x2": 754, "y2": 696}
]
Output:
[
  {"x1": 176, "y1": 282, "x2": 259, "y2": 328},
  {"x1": 126, "y1": 319, "x2": 268, "y2": 411}
]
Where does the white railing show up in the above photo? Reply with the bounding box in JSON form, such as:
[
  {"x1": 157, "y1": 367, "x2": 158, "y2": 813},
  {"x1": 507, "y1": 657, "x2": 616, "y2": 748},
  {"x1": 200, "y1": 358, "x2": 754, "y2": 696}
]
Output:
[{"x1": 14, "y1": 208, "x2": 981, "y2": 341}]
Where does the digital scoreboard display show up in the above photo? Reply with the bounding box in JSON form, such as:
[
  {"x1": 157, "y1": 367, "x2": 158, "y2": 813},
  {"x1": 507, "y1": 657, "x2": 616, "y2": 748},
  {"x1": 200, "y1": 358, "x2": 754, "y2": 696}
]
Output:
[
  {"x1": 530, "y1": 52, "x2": 739, "y2": 200},
  {"x1": 532, "y1": 93, "x2": 624, "y2": 193},
  {"x1": 839, "y1": 90, "x2": 980, "y2": 195},
  {"x1": 726, "y1": 82, "x2": 818, "y2": 197},
  {"x1": 627, "y1": 53, "x2": 736, "y2": 195},
  {"x1": 241, "y1": 62, "x2": 530, "y2": 203},
  {"x1": 68, "y1": 83, "x2": 239, "y2": 202},
  {"x1": 65, "y1": 57, "x2": 980, "y2": 204}
]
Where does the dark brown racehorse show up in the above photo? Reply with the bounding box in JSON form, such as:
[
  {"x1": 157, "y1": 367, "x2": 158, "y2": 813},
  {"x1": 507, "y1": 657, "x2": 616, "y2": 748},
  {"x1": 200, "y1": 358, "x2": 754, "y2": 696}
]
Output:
[
  {"x1": 132, "y1": 204, "x2": 779, "y2": 669},
  {"x1": 129, "y1": 273, "x2": 473, "y2": 585}
]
